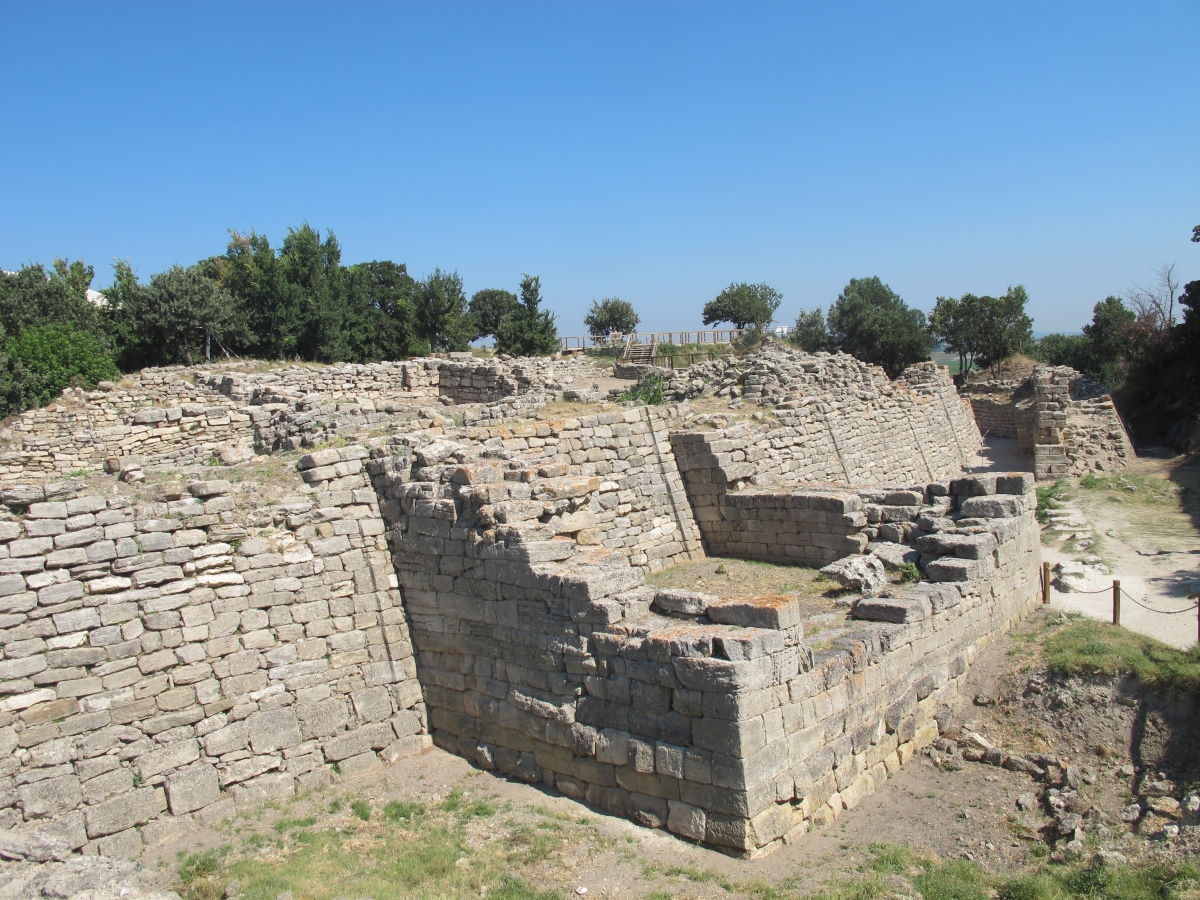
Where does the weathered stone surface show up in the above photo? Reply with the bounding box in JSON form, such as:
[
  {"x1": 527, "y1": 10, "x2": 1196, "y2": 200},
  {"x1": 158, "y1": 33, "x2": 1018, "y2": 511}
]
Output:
[
  {"x1": 820, "y1": 555, "x2": 887, "y2": 595},
  {"x1": 83, "y1": 787, "x2": 167, "y2": 838},
  {"x1": 166, "y1": 766, "x2": 221, "y2": 814}
]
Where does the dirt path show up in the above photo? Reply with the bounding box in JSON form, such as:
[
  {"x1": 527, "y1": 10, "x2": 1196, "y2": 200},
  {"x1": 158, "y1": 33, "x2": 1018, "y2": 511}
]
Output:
[{"x1": 1040, "y1": 453, "x2": 1200, "y2": 651}]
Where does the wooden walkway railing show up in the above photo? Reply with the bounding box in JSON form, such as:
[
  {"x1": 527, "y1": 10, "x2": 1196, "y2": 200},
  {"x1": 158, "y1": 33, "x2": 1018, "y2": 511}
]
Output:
[{"x1": 558, "y1": 328, "x2": 745, "y2": 353}]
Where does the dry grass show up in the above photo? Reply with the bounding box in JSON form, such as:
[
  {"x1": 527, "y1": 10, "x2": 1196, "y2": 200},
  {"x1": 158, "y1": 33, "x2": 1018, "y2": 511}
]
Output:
[{"x1": 1069, "y1": 468, "x2": 1200, "y2": 552}]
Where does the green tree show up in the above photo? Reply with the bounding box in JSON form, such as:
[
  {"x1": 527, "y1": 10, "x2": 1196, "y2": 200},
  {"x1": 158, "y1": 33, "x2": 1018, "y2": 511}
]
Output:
[
  {"x1": 973, "y1": 286, "x2": 1033, "y2": 372},
  {"x1": 1, "y1": 323, "x2": 119, "y2": 415},
  {"x1": 494, "y1": 274, "x2": 558, "y2": 357},
  {"x1": 467, "y1": 288, "x2": 520, "y2": 341},
  {"x1": 1080, "y1": 296, "x2": 1135, "y2": 386},
  {"x1": 1034, "y1": 333, "x2": 1092, "y2": 372},
  {"x1": 826, "y1": 277, "x2": 931, "y2": 377},
  {"x1": 702, "y1": 282, "x2": 782, "y2": 330},
  {"x1": 929, "y1": 293, "x2": 985, "y2": 375},
  {"x1": 416, "y1": 269, "x2": 472, "y2": 353},
  {"x1": 110, "y1": 263, "x2": 244, "y2": 367},
  {"x1": 222, "y1": 229, "x2": 295, "y2": 359},
  {"x1": 583, "y1": 297, "x2": 640, "y2": 336},
  {"x1": 930, "y1": 288, "x2": 1033, "y2": 376},
  {"x1": 787, "y1": 307, "x2": 832, "y2": 352},
  {"x1": 278, "y1": 224, "x2": 348, "y2": 362},
  {"x1": 0, "y1": 260, "x2": 104, "y2": 338},
  {"x1": 344, "y1": 261, "x2": 424, "y2": 361}
]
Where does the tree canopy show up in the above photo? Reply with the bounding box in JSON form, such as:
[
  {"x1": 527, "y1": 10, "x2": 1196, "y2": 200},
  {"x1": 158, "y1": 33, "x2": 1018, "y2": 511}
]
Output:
[
  {"x1": 787, "y1": 307, "x2": 832, "y2": 352},
  {"x1": 415, "y1": 269, "x2": 472, "y2": 353},
  {"x1": 494, "y1": 275, "x2": 558, "y2": 357},
  {"x1": 344, "y1": 261, "x2": 425, "y2": 361},
  {"x1": 702, "y1": 282, "x2": 781, "y2": 330},
  {"x1": 929, "y1": 288, "x2": 1032, "y2": 376},
  {"x1": 108, "y1": 262, "x2": 244, "y2": 368},
  {"x1": 583, "y1": 298, "x2": 639, "y2": 336},
  {"x1": 467, "y1": 288, "x2": 520, "y2": 342},
  {"x1": 826, "y1": 277, "x2": 931, "y2": 377}
]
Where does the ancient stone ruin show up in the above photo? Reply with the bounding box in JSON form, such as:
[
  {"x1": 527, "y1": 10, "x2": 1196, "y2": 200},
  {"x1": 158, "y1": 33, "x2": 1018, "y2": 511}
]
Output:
[
  {"x1": 960, "y1": 365, "x2": 1134, "y2": 480},
  {"x1": 0, "y1": 344, "x2": 1041, "y2": 861}
]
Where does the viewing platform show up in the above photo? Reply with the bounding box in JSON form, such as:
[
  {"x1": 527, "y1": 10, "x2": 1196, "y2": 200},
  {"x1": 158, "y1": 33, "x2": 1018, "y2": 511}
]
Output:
[{"x1": 557, "y1": 328, "x2": 746, "y2": 354}]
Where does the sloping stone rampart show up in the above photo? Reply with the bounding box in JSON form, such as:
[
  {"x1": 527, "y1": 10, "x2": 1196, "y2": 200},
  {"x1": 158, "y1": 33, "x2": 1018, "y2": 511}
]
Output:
[
  {"x1": 1, "y1": 348, "x2": 1039, "y2": 857},
  {"x1": 373, "y1": 433, "x2": 1041, "y2": 852},
  {"x1": 0, "y1": 450, "x2": 427, "y2": 856}
]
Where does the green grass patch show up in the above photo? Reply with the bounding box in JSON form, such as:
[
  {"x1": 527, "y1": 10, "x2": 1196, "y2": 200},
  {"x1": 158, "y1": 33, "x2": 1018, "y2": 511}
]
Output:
[
  {"x1": 176, "y1": 795, "x2": 583, "y2": 900},
  {"x1": 1036, "y1": 480, "x2": 1067, "y2": 524},
  {"x1": 272, "y1": 815, "x2": 315, "y2": 833},
  {"x1": 1044, "y1": 617, "x2": 1200, "y2": 693},
  {"x1": 383, "y1": 798, "x2": 426, "y2": 823}
]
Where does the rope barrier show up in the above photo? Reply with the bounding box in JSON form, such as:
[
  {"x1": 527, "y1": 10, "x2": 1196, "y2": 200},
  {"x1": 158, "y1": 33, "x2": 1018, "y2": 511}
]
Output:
[{"x1": 1118, "y1": 586, "x2": 1200, "y2": 616}]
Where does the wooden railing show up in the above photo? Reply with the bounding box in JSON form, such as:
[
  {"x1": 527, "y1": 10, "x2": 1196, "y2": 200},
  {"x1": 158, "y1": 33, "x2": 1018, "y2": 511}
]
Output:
[{"x1": 558, "y1": 328, "x2": 745, "y2": 352}]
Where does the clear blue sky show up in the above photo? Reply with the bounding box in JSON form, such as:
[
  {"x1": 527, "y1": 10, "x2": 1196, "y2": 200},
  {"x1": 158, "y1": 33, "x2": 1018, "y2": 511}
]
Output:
[{"x1": 3, "y1": 1, "x2": 1196, "y2": 338}]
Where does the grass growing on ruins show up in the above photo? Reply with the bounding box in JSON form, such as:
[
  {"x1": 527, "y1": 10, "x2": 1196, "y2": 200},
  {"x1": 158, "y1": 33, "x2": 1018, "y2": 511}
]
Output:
[
  {"x1": 175, "y1": 789, "x2": 575, "y2": 900},
  {"x1": 646, "y1": 557, "x2": 836, "y2": 599},
  {"x1": 1034, "y1": 480, "x2": 1066, "y2": 525},
  {"x1": 1042, "y1": 616, "x2": 1200, "y2": 695}
]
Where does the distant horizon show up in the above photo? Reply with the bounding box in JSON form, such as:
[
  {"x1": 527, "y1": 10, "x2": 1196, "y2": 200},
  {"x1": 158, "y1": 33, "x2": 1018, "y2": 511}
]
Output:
[{"x1": 3, "y1": 1, "x2": 1195, "y2": 339}]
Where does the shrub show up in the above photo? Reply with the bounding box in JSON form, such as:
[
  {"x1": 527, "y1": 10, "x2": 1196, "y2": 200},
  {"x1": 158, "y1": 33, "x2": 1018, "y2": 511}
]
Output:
[{"x1": 2, "y1": 323, "x2": 119, "y2": 415}]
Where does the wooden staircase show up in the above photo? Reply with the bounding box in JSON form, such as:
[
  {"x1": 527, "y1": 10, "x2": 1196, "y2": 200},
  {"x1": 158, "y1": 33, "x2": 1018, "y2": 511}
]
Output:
[{"x1": 622, "y1": 337, "x2": 655, "y2": 365}]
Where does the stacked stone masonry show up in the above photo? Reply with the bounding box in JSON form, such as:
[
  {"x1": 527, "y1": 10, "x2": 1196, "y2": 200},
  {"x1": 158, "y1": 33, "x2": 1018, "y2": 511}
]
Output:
[
  {"x1": 0, "y1": 454, "x2": 428, "y2": 857},
  {"x1": 1, "y1": 347, "x2": 1043, "y2": 857},
  {"x1": 0, "y1": 355, "x2": 599, "y2": 483},
  {"x1": 375, "y1": 430, "x2": 1041, "y2": 853},
  {"x1": 960, "y1": 365, "x2": 1134, "y2": 480}
]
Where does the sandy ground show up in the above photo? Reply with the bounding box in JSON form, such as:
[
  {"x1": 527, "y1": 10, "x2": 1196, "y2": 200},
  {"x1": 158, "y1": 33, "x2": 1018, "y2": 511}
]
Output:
[{"x1": 968, "y1": 438, "x2": 1199, "y2": 650}]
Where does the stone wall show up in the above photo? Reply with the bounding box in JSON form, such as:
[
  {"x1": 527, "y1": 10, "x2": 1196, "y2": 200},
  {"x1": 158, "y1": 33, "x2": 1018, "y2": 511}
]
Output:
[
  {"x1": 374, "y1": 429, "x2": 1042, "y2": 853},
  {"x1": 0, "y1": 355, "x2": 604, "y2": 485},
  {"x1": 0, "y1": 347, "x2": 1044, "y2": 858},
  {"x1": 960, "y1": 367, "x2": 1134, "y2": 480},
  {"x1": 960, "y1": 381, "x2": 1026, "y2": 439},
  {"x1": 0, "y1": 449, "x2": 428, "y2": 856},
  {"x1": 0, "y1": 402, "x2": 253, "y2": 484}
]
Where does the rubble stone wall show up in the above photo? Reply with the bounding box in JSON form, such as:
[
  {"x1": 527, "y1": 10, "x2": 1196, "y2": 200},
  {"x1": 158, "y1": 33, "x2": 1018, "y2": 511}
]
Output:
[
  {"x1": 0, "y1": 449, "x2": 428, "y2": 857},
  {"x1": 1, "y1": 356, "x2": 607, "y2": 485},
  {"x1": 0, "y1": 404, "x2": 253, "y2": 484},
  {"x1": 961, "y1": 382, "x2": 1025, "y2": 439}
]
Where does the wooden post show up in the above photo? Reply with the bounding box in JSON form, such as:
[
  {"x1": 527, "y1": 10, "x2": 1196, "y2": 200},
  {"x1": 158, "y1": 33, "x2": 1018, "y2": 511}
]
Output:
[
  {"x1": 1112, "y1": 580, "x2": 1121, "y2": 626},
  {"x1": 1042, "y1": 562, "x2": 1051, "y2": 605}
]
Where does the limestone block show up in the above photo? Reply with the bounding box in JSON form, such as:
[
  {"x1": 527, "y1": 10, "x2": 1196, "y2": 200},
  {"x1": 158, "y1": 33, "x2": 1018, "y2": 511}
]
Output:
[
  {"x1": 17, "y1": 773, "x2": 83, "y2": 819},
  {"x1": 958, "y1": 495, "x2": 1023, "y2": 518},
  {"x1": 853, "y1": 595, "x2": 932, "y2": 624},
  {"x1": 322, "y1": 722, "x2": 395, "y2": 762},
  {"x1": 83, "y1": 786, "x2": 166, "y2": 838},
  {"x1": 137, "y1": 738, "x2": 200, "y2": 779},
  {"x1": 201, "y1": 720, "x2": 248, "y2": 756},
  {"x1": 351, "y1": 686, "x2": 393, "y2": 723},
  {"x1": 924, "y1": 558, "x2": 978, "y2": 583},
  {"x1": 707, "y1": 595, "x2": 802, "y2": 631},
  {"x1": 166, "y1": 765, "x2": 221, "y2": 814}
]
